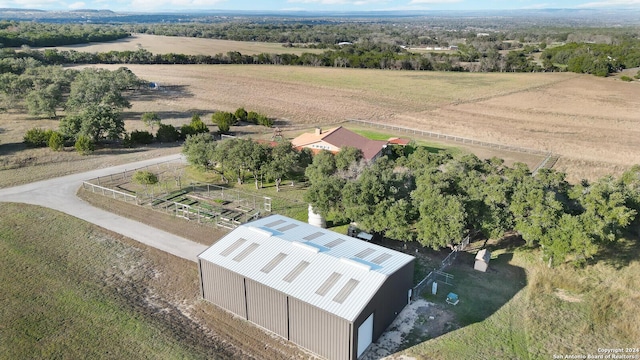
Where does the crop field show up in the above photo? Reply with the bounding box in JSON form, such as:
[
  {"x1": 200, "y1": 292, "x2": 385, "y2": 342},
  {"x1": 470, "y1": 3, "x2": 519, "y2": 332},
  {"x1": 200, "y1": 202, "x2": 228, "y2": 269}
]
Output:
[
  {"x1": 73, "y1": 62, "x2": 639, "y2": 182},
  {"x1": 42, "y1": 33, "x2": 325, "y2": 56}
]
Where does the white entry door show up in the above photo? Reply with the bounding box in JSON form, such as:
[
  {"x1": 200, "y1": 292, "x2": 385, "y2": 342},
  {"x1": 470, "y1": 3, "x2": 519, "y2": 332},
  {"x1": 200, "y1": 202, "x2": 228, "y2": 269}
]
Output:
[{"x1": 357, "y1": 313, "x2": 374, "y2": 357}]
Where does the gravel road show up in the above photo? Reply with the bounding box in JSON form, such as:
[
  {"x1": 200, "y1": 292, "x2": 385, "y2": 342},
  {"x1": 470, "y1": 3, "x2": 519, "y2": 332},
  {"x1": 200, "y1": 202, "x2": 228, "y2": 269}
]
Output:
[{"x1": 0, "y1": 154, "x2": 207, "y2": 262}]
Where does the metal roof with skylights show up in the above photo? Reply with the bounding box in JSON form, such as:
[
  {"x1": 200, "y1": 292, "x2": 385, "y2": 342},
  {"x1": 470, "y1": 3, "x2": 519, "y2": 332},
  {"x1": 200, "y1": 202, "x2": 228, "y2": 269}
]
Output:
[{"x1": 198, "y1": 214, "x2": 415, "y2": 322}]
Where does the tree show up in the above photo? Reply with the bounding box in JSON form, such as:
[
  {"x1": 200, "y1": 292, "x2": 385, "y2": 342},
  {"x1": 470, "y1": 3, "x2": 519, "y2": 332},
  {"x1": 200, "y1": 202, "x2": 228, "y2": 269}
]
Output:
[
  {"x1": 341, "y1": 159, "x2": 416, "y2": 240},
  {"x1": 74, "y1": 135, "x2": 94, "y2": 155},
  {"x1": 335, "y1": 146, "x2": 363, "y2": 171},
  {"x1": 413, "y1": 184, "x2": 467, "y2": 249},
  {"x1": 182, "y1": 133, "x2": 216, "y2": 170},
  {"x1": 48, "y1": 131, "x2": 64, "y2": 151},
  {"x1": 59, "y1": 105, "x2": 124, "y2": 142},
  {"x1": 266, "y1": 141, "x2": 299, "y2": 191},
  {"x1": 245, "y1": 141, "x2": 270, "y2": 189},
  {"x1": 141, "y1": 112, "x2": 161, "y2": 131},
  {"x1": 66, "y1": 68, "x2": 133, "y2": 112},
  {"x1": 304, "y1": 150, "x2": 336, "y2": 183},
  {"x1": 304, "y1": 175, "x2": 346, "y2": 218},
  {"x1": 25, "y1": 84, "x2": 62, "y2": 118},
  {"x1": 212, "y1": 111, "x2": 235, "y2": 133}
]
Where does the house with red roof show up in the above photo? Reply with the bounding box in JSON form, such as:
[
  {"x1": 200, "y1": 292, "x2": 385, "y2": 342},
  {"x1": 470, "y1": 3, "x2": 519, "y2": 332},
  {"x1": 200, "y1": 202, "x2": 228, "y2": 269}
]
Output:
[{"x1": 291, "y1": 126, "x2": 396, "y2": 161}]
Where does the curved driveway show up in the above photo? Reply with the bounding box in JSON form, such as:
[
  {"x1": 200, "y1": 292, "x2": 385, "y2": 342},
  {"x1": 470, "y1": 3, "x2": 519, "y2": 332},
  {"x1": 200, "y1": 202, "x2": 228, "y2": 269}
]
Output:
[{"x1": 0, "y1": 154, "x2": 207, "y2": 262}]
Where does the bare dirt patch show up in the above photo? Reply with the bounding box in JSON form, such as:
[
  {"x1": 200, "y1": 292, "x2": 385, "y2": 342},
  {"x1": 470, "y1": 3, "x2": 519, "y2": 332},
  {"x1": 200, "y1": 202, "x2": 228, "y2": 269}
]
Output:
[{"x1": 362, "y1": 299, "x2": 456, "y2": 360}]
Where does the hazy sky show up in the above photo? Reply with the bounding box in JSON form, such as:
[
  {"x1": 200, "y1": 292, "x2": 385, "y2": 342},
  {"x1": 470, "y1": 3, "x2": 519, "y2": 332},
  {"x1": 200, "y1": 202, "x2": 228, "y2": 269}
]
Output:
[{"x1": 4, "y1": 0, "x2": 640, "y2": 13}]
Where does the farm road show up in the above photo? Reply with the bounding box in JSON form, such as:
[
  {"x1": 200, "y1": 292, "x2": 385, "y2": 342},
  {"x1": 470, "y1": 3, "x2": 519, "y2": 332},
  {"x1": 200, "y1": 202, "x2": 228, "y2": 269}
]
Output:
[{"x1": 0, "y1": 154, "x2": 207, "y2": 262}]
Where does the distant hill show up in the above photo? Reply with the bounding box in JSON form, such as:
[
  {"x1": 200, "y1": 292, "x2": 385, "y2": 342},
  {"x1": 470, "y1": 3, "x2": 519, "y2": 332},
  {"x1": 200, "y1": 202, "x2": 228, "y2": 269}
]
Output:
[{"x1": 0, "y1": 8, "x2": 639, "y2": 25}]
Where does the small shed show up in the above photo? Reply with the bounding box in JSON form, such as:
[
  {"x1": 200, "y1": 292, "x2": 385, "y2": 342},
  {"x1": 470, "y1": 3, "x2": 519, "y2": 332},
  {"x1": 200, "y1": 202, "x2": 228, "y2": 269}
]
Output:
[{"x1": 474, "y1": 249, "x2": 491, "y2": 272}]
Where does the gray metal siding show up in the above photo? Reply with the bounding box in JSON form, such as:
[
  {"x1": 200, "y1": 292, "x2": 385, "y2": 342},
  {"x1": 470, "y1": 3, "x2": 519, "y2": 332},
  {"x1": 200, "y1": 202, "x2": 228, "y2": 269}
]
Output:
[
  {"x1": 289, "y1": 298, "x2": 351, "y2": 360},
  {"x1": 200, "y1": 260, "x2": 247, "y2": 319},
  {"x1": 351, "y1": 259, "x2": 415, "y2": 359},
  {"x1": 245, "y1": 279, "x2": 288, "y2": 339}
]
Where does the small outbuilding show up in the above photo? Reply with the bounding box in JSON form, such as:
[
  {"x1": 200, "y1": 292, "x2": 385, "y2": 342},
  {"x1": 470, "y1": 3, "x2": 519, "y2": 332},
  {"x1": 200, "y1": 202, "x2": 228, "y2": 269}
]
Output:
[
  {"x1": 198, "y1": 215, "x2": 415, "y2": 360},
  {"x1": 474, "y1": 249, "x2": 491, "y2": 272}
]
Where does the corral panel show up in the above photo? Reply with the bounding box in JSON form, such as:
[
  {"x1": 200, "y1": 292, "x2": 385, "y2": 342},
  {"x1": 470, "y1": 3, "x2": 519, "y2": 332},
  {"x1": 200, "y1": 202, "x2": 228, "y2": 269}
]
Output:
[
  {"x1": 199, "y1": 260, "x2": 247, "y2": 319},
  {"x1": 245, "y1": 279, "x2": 288, "y2": 338},
  {"x1": 289, "y1": 298, "x2": 351, "y2": 360}
]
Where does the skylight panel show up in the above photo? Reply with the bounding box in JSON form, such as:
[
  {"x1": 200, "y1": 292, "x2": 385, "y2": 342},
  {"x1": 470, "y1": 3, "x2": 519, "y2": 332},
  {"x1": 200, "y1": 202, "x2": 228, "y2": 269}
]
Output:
[
  {"x1": 324, "y1": 238, "x2": 346, "y2": 248},
  {"x1": 261, "y1": 253, "x2": 288, "y2": 274},
  {"x1": 277, "y1": 223, "x2": 298, "y2": 232},
  {"x1": 264, "y1": 219, "x2": 286, "y2": 228},
  {"x1": 283, "y1": 261, "x2": 310, "y2": 283},
  {"x1": 232, "y1": 243, "x2": 259, "y2": 262},
  {"x1": 303, "y1": 231, "x2": 325, "y2": 241},
  {"x1": 371, "y1": 253, "x2": 393, "y2": 265},
  {"x1": 354, "y1": 248, "x2": 375, "y2": 259},
  {"x1": 316, "y1": 272, "x2": 342, "y2": 296},
  {"x1": 333, "y1": 279, "x2": 360, "y2": 304},
  {"x1": 220, "y1": 238, "x2": 247, "y2": 257}
]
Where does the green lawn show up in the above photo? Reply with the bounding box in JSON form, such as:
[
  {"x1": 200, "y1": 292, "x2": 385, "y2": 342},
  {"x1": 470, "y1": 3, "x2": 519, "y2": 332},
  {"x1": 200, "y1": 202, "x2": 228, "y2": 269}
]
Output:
[{"x1": 0, "y1": 203, "x2": 220, "y2": 360}]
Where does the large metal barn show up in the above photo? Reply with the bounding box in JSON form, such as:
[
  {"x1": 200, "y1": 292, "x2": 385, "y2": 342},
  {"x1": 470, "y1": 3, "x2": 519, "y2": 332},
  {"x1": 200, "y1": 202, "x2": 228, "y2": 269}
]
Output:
[{"x1": 198, "y1": 214, "x2": 415, "y2": 360}]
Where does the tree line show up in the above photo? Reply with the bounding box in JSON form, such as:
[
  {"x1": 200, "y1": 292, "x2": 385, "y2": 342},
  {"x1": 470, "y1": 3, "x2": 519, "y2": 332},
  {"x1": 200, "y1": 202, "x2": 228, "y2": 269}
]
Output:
[
  {"x1": 0, "y1": 21, "x2": 130, "y2": 47},
  {"x1": 183, "y1": 136, "x2": 640, "y2": 267},
  {"x1": 182, "y1": 134, "x2": 313, "y2": 192}
]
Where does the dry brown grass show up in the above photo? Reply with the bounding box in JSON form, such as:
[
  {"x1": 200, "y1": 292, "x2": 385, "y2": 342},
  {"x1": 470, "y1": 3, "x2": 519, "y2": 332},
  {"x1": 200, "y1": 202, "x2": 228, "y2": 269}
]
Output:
[
  {"x1": 73, "y1": 63, "x2": 639, "y2": 182},
  {"x1": 42, "y1": 33, "x2": 324, "y2": 56},
  {"x1": 3, "y1": 61, "x2": 639, "y2": 184}
]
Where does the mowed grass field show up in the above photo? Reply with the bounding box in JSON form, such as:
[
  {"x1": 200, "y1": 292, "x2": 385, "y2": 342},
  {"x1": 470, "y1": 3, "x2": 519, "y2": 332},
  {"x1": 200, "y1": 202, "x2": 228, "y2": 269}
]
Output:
[{"x1": 43, "y1": 33, "x2": 325, "y2": 56}]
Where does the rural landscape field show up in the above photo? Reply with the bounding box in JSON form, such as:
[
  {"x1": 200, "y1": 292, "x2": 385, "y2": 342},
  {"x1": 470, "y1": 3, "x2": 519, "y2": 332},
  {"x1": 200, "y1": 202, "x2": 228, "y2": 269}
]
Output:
[
  {"x1": 64, "y1": 34, "x2": 640, "y2": 182},
  {"x1": 1, "y1": 8, "x2": 640, "y2": 360}
]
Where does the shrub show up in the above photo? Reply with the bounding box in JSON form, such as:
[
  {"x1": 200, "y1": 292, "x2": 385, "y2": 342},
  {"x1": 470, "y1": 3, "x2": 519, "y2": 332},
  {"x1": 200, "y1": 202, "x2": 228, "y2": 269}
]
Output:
[
  {"x1": 156, "y1": 124, "x2": 180, "y2": 143},
  {"x1": 180, "y1": 124, "x2": 198, "y2": 139},
  {"x1": 74, "y1": 135, "x2": 94, "y2": 155},
  {"x1": 130, "y1": 130, "x2": 154, "y2": 144},
  {"x1": 48, "y1": 131, "x2": 64, "y2": 151},
  {"x1": 23, "y1": 128, "x2": 54, "y2": 148},
  {"x1": 620, "y1": 75, "x2": 633, "y2": 82},
  {"x1": 190, "y1": 117, "x2": 209, "y2": 134},
  {"x1": 212, "y1": 111, "x2": 235, "y2": 134},
  {"x1": 132, "y1": 170, "x2": 158, "y2": 186},
  {"x1": 246, "y1": 111, "x2": 274, "y2": 127},
  {"x1": 234, "y1": 107, "x2": 248, "y2": 122}
]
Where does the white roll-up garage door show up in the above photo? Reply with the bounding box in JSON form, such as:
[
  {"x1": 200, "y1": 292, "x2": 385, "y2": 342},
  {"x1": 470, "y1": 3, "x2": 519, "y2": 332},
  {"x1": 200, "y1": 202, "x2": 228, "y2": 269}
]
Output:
[{"x1": 357, "y1": 313, "x2": 374, "y2": 357}]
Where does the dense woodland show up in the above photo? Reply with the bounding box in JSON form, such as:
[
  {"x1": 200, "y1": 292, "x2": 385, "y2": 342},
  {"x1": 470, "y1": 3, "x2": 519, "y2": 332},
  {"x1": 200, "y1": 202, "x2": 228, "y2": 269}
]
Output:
[
  {"x1": 182, "y1": 135, "x2": 640, "y2": 268},
  {"x1": 0, "y1": 21, "x2": 129, "y2": 47}
]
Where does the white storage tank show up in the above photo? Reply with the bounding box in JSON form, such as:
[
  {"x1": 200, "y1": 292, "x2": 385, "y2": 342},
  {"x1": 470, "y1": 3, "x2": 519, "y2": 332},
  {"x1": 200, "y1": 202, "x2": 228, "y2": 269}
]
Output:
[{"x1": 308, "y1": 204, "x2": 326, "y2": 228}]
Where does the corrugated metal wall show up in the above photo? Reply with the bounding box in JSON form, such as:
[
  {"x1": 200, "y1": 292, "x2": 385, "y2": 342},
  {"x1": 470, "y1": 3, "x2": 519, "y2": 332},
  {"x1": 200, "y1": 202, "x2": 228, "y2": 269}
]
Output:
[
  {"x1": 289, "y1": 297, "x2": 351, "y2": 360},
  {"x1": 245, "y1": 279, "x2": 288, "y2": 338},
  {"x1": 199, "y1": 260, "x2": 247, "y2": 319},
  {"x1": 349, "y1": 260, "x2": 415, "y2": 359}
]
